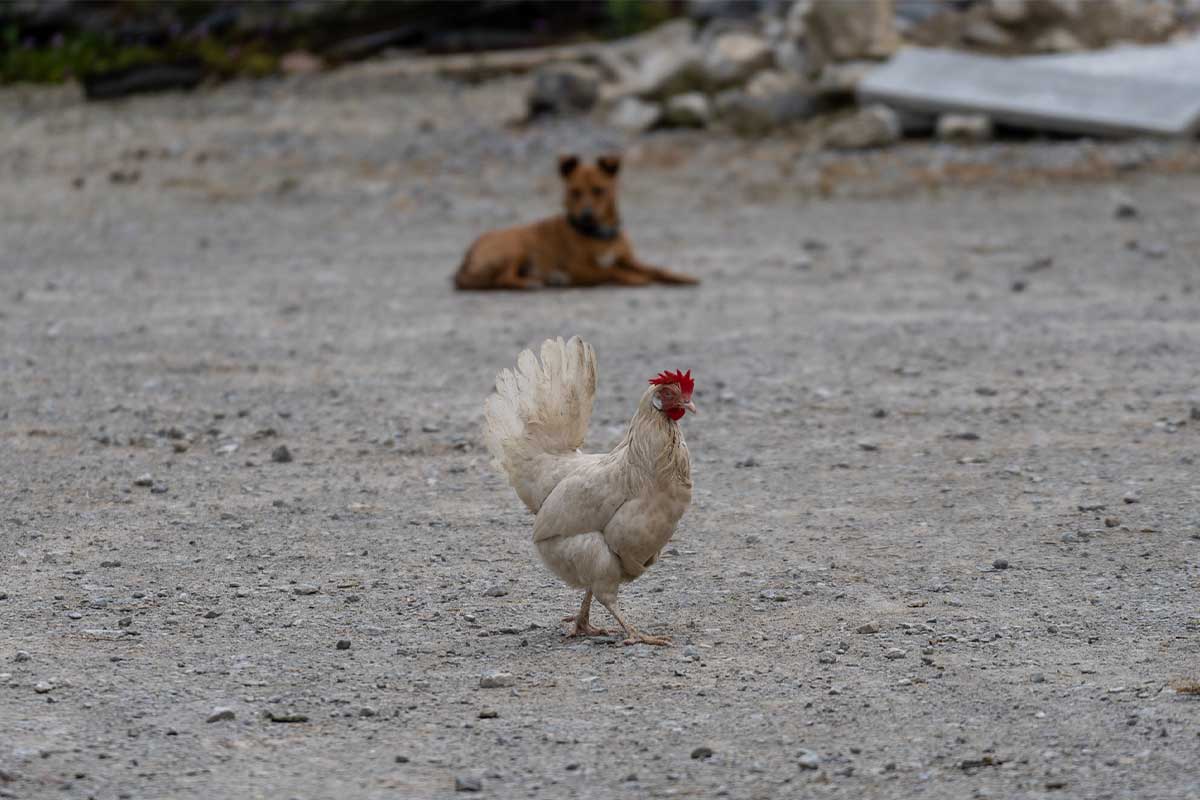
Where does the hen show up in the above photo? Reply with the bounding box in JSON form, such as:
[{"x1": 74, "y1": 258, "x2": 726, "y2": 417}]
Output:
[{"x1": 483, "y1": 336, "x2": 696, "y2": 646}]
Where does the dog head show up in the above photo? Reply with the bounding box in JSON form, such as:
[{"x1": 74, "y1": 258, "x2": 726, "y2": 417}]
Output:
[{"x1": 559, "y1": 154, "x2": 621, "y2": 238}]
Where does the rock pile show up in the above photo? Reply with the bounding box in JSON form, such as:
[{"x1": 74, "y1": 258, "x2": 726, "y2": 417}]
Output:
[{"x1": 525, "y1": 0, "x2": 1199, "y2": 141}]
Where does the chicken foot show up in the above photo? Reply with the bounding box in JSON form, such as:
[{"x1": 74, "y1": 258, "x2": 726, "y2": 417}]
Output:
[
  {"x1": 562, "y1": 590, "x2": 612, "y2": 637},
  {"x1": 595, "y1": 590, "x2": 671, "y2": 647}
]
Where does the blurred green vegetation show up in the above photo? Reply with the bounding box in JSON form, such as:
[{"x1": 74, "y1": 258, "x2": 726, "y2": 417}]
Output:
[
  {"x1": 0, "y1": 1, "x2": 680, "y2": 86},
  {"x1": 0, "y1": 25, "x2": 281, "y2": 84}
]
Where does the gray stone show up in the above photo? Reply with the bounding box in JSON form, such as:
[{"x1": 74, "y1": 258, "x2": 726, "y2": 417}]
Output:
[
  {"x1": 336, "y1": 639, "x2": 351, "y2": 650},
  {"x1": 133, "y1": 473, "x2": 153, "y2": 487},
  {"x1": 859, "y1": 47, "x2": 1200, "y2": 138},
  {"x1": 804, "y1": 0, "x2": 899, "y2": 73},
  {"x1": 14, "y1": 651, "x2": 30, "y2": 662},
  {"x1": 33, "y1": 681, "x2": 53, "y2": 694},
  {"x1": 479, "y1": 671, "x2": 515, "y2": 689},
  {"x1": 818, "y1": 651, "x2": 837, "y2": 664},
  {"x1": 825, "y1": 105, "x2": 901, "y2": 150},
  {"x1": 715, "y1": 71, "x2": 814, "y2": 134},
  {"x1": 1113, "y1": 194, "x2": 1139, "y2": 219},
  {"x1": 691, "y1": 745, "x2": 715, "y2": 759},
  {"x1": 271, "y1": 445, "x2": 293, "y2": 463},
  {"x1": 813, "y1": 60, "x2": 875, "y2": 97},
  {"x1": 206, "y1": 706, "x2": 236, "y2": 723},
  {"x1": 993, "y1": 558, "x2": 1009, "y2": 570},
  {"x1": 483, "y1": 584, "x2": 508, "y2": 597},
  {"x1": 609, "y1": 97, "x2": 662, "y2": 133},
  {"x1": 798, "y1": 749, "x2": 821, "y2": 769},
  {"x1": 989, "y1": 0, "x2": 1029, "y2": 25},
  {"x1": 264, "y1": 709, "x2": 309, "y2": 723},
  {"x1": 936, "y1": 113, "x2": 993, "y2": 142},
  {"x1": 455, "y1": 775, "x2": 483, "y2": 792},
  {"x1": 663, "y1": 92, "x2": 711, "y2": 128},
  {"x1": 528, "y1": 62, "x2": 601, "y2": 116},
  {"x1": 633, "y1": 47, "x2": 705, "y2": 100},
  {"x1": 884, "y1": 647, "x2": 907, "y2": 659},
  {"x1": 702, "y1": 32, "x2": 774, "y2": 88},
  {"x1": 1031, "y1": 28, "x2": 1084, "y2": 54},
  {"x1": 855, "y1": 621, "x2": 882, "y2": 634},
  {"x1": 293, "y1": 583, "x2": 319, "y2": 595},
  {"x1": 962, "y1": 18, "x2": 1016, "y2": 50}
]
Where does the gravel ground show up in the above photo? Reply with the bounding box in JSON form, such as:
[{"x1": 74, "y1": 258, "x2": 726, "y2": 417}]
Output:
[{"x1": 2, "y1": 66, "x2": 1199, "y2": 800}]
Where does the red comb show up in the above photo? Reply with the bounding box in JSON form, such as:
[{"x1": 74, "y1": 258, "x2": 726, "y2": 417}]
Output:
[{"x1": 649, "y1": 369, "x2": 694, "y2": 396}]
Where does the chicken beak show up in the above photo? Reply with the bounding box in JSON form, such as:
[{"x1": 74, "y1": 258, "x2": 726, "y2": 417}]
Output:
[{"x1": 684, "y1": 400, "x2": 698, "y2": 415}]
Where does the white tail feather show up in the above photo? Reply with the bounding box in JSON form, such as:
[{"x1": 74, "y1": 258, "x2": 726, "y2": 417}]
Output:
[{"x1": 483, "y1": 336, "x2": 598, "y2": 512}]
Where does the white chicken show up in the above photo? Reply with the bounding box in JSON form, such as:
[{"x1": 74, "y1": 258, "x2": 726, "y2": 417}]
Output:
[{"x1": 483, "y1": 336, "x2": 696, "y2": 646}]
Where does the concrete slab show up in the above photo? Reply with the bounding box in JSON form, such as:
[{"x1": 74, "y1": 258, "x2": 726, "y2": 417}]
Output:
[
  {"x1": 858, "y1": 46, "x2": 1200, "y2": 138},
  {"x1": 1026, "y1": 36, "x2": 1200, "y2": 84}
]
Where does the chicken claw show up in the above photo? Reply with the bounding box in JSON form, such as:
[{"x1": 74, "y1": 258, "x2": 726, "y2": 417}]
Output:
[
  {"x1": 567, "y1": 621, "x2": 613, "y2": 638},
  {"x1": 562, "y1": 590, "x2": 612, "y2": 637}
]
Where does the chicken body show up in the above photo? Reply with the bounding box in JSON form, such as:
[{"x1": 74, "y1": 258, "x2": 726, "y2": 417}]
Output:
[{"x1": 483, "y1": 336, "x2": 693, "y2": 645}]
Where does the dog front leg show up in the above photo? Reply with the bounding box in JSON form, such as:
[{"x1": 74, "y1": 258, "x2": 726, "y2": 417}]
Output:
[{"x1": 621, "y1": 257, "x2": 700, "y2": 286}]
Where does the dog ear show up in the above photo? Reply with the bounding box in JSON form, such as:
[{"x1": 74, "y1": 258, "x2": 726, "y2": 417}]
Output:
[
  {"x1": 596, "y1": 154, "x2": 621, "y2": 176},
  {"x1": 558, "y1": 154, "x2": 580, "y2": 178}
]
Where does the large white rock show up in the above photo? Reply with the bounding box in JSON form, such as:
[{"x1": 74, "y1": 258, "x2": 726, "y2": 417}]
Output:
[
  {"x1": 825, "y1": 104, "x2": 902, "y2": 149},
  {"x1": 663, "y1": 92, "x2": 712, "y2": 127},
  {"x1": 609, "y1": 96, "x2": 663, "y2": 132},
  {"x1": 633, "y1": 47, "x2": 705, "y2": 100},
  {"x1": 804, "y1": 0, "x2": 899, "y2": 73},
  {"x1": 702, "y1": 31, "x2": 775, "y2": 88}
]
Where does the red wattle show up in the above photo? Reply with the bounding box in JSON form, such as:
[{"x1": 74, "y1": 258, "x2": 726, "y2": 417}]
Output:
[{"x1": 665, "y1": 407, "x2": 686, "y2": 421}]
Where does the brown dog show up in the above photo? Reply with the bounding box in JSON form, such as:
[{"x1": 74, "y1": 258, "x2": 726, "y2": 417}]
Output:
[{"x1": 453, "y1": 154, "x2": 699, "y2": 290}]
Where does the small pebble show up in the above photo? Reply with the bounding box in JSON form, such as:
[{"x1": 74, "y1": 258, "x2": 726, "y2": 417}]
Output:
[
  {"x1": 293, "y1": 584, "x2": 319, "y2": 595},
  {"x1": 133, "y1": 474, "x2": 153, "y2": 487},
  {"x1": 478, "y1": 708, "x2": 499, "y2": 719},
  {"x1": 271, "y1": 445, "x2": 293, "y2": 463},
  {"x1": 336, "y1": 639, "x2": 351, "y2": 650},
  {"x1": 992, "y1": 558, "x2": 1009, "y2": 570},
  {"x1": 818, "y1": 652, "x2": 837, "y2": 664},
  {"x1": 884, "y1": 648, "x2": 906, "y2": 660},
  {"x1": 691, "y1": 746, "x2": 714, "y2": 760},
  {"x1": 483, "y1": 585, "x2": 508, "y2": 598},
  {"x1": 798, "y1": 750, "x2": 821, "y2": 770},
  {"x1": 855, "y1": 621, "x2": 881, "y2": 634},
  {"x1": 479, "y1": 671, "x2": 515, "y2": 689},
  {"x1": 66, "y1": 611, "x2": 82, "y2": 620},
  {"x1": 206, "y1": 707, "x2": 236, "y2": 723},
  {"x1": 34, "y1": 681, "x2": 53, "y2": 694},
  {"x1": 455, "y1": 775, "x2": 482, "y2": 792},
  {"x1": 14, "y1": 651, "x2": 31, "y2": 662}
]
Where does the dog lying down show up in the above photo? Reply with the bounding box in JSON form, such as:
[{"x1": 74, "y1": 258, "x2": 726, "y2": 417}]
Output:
[{"x1": 453, "y1": 154, "x2": 699, "y2": 290}]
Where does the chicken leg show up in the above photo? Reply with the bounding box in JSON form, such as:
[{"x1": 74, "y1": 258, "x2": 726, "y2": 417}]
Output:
[
  {"x1": 562, "y1": 590, "x2": 612, "y2": 637},
  {"x1": 595, "y1": 589, "x2": 671, "y2": 647}
]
